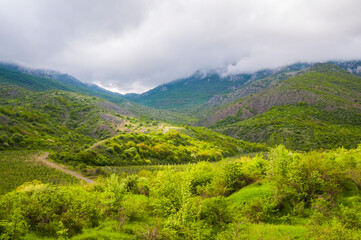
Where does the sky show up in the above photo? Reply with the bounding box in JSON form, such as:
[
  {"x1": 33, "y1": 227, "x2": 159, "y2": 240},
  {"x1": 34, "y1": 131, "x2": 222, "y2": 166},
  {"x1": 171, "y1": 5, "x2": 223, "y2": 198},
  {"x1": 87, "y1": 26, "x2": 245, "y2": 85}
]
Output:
[{"x1": 0, "y1": 0, "x2": 361, "y2": 94}]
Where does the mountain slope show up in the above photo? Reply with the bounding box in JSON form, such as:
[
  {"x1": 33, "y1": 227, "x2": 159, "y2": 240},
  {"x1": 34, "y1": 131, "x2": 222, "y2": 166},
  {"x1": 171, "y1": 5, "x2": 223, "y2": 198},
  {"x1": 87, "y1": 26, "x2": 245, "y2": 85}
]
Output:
[
  {"x1": 0, "y1": 84, "x2": 130, "y2": 151},
  {"x1": 124, "y1": 63, "x2": 313, "y2": 114},
  {"x1": 124, "y1": 61, "x2": 361, "y2": 118},
  {"x1": 0, "y1": 64, "x2": 75, "y2": 92},
  {"x1": 192, "y1": 63, "x2": 312, "y2": 119},
  {"x1": 0, "y1": 62, "x2": 128, "y2": 105},
  {"x1": 0, "y1": 63, "x2": 200, "y2": 124},
  {"x1": 124, "y1": 69, "x2": 277, "y2": 112},
  {"x1": 207, "y1": 63, "x2": 361, "y2": 150},
  {"x1": 331, "y1": 60, "x2": 361, "y2": 78}
]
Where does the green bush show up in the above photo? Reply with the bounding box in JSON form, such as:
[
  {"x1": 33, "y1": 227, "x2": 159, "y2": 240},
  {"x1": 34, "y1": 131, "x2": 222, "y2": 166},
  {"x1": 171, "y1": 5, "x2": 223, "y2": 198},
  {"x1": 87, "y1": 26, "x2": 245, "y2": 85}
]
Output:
[
  {"x1": 239, "y1": 197, "x2": 278, "y2": 223},
  {"x1": 150, "y1": 169, "x2": 184, "y2": 216},
  {"x1": 0, "y1": 181, "x2": 99, "y2": 238}
]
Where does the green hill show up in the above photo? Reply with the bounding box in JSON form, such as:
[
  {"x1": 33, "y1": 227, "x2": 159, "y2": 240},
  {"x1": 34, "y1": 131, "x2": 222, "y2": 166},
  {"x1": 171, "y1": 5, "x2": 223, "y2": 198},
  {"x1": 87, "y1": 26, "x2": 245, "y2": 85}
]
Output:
[
  {"x1": 208, "y1": 63, "x2": 361, "y2": 150},
  {"x1": 0, "y1": 84, "x2": 130, "y2": 151},
  {"x1": 0, "y1": 83, "x2": 265, "y2": 168},
  {"x1": 58, "y1": 126, "x2": 266, "y2": 167}
]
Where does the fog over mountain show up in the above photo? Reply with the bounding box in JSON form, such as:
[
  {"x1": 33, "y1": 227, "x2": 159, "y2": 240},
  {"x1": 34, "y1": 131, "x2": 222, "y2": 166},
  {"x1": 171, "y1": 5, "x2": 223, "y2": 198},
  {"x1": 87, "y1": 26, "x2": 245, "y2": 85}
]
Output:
[{"x1": 0, "y1": 0, "x2": 361, "y2": 93}]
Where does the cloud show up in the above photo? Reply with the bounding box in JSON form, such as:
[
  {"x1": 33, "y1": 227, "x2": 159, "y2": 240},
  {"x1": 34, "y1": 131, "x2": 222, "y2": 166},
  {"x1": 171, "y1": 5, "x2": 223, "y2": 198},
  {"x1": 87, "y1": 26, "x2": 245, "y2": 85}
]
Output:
[{"x1": 0, "y1": 0, "x2": 361, "y2": 93}]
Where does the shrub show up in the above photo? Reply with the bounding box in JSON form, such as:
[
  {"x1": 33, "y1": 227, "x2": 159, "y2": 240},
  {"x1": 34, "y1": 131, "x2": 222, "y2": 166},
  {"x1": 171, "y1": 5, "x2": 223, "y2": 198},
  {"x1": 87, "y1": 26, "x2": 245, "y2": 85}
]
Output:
[
  {"x1": 239, "y1": 197, "x2": 277, "y2": 223},
  {"x1": 150, "y1": 169, "x2": 184, "y2": 216},
  {"x1": 11, "y1": 133, "x2": 23, "y2": 145},
  {"x1": 0, "y1": 181, "x2": 99, "y2": 238}
]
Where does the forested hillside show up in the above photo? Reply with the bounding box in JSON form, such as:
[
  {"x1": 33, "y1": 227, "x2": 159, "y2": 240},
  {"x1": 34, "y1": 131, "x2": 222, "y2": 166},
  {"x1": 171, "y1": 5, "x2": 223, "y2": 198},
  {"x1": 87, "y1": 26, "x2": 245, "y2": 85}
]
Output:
[
  {"x1": 125, "y1": 63, "x2": 312, "y2": 113},
  {"x1": 124, "y1": 61, "x2": 361, "y2": 117},
  {"x1": 207, "y1": 63, "x2": 361, "y2": 150}
]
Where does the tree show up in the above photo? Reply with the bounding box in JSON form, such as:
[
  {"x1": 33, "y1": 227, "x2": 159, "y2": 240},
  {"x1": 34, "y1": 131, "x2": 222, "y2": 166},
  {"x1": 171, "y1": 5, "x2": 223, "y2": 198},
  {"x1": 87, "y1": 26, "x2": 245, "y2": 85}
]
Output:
[{"x1": 11, "y1": 133, "x2": 23, "y2": 145}]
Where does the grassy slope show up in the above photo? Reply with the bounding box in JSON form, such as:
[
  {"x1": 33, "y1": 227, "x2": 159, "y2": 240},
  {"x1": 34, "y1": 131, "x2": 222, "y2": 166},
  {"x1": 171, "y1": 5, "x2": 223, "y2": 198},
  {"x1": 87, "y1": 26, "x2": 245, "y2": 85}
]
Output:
[
  {"x1": 119, "y1": 101, "x2": 200, "y2": 125},
  {"x1": 209, "y1": 63, "x2": 361, "y2": 150}
]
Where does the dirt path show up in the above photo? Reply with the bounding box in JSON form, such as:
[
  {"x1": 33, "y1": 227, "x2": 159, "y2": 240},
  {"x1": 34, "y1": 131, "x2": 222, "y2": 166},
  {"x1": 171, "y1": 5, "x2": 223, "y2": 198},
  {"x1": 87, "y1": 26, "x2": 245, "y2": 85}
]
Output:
[{"x1": 38, "y1": 153, "x2": 94, "y2": 184}]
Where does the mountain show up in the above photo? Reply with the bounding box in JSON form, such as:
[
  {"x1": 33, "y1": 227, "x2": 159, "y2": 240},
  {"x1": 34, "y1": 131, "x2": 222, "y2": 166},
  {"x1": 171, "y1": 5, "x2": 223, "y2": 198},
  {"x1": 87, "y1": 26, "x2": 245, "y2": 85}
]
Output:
[
  {"x1": 0, "y1": 62, "x2": 199, "y2": 124},
  {"x1": 330, "y1": 60, "x2": 361, "y2": 77},
  {"x1": 0, "y1": 63, "x2": 77, "y2": 92},
  {"x1": 124, "y1": 68, "x2": 275, "y2": 112},
  {"x1": 192, "y1": 63, "x2": 313, "y2": 119},
  {"x1": 124, "y1": 63, "x2": 313, "y2": 114},
  {"x1": 2, "y1": 60, "x2": 361, "y2": 152},
  {"x1": 206, "y1": 63, "x2": 361, "y2": 150},
  {"x1": 0, "y1": 62, "x2": 127, "y2": 105},
  {"x1": 124, "y1": 61, "x2": 361, "y2": 118}
]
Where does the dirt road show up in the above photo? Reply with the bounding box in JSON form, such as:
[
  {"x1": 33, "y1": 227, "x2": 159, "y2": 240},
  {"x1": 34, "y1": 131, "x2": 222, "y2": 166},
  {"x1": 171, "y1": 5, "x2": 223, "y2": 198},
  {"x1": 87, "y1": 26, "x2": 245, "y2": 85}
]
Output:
[{"x1": 38, "y1": 153, "x2": 94, "y2": 184}]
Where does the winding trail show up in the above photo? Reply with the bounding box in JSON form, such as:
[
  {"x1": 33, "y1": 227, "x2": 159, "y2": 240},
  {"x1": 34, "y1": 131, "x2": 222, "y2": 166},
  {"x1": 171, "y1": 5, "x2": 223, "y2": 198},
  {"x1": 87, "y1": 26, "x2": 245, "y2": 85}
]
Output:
[{"x1": 38, "y1": 153, "x2": 94, "y2": 184}]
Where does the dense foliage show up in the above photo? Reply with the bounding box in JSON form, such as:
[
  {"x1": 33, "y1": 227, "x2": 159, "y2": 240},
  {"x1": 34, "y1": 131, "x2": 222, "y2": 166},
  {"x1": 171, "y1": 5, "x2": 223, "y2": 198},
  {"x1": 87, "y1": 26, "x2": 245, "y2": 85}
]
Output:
[
  {"x1": 52, "y1": 127, "x2": 266, "y2": 167},
  {"x1": 2, "y1": 145, "x2": 361, "y2": 239}
]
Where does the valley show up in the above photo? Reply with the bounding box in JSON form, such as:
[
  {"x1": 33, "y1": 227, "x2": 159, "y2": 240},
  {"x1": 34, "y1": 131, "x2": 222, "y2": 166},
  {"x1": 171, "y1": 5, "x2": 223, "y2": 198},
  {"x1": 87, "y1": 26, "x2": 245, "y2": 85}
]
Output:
[{"x1": 1, "y1": 61, "x2": 361, "y2": 239}]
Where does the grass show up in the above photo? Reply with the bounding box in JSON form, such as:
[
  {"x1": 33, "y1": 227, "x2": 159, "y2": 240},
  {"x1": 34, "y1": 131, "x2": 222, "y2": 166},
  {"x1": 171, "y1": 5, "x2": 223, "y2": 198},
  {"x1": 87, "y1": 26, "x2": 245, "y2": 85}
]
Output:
[
  {"x1": 245, "y1": 223, "x2": 309, "y2": 240},
  {"x1": 227, "y1": 182, "x2": 274, "y2": 208},
  {"x1": 227, "y1": 182, "x2": 310, "y2": 239},
  {"x1": 0, "y1": 150, "x2": 79, "y2": 194},
  {"x1": 23, "y1": 221, "x2": 132, "y2": 240},
  {"x1": 71, "y1": 226, "x2": 131, "y2": 240}
]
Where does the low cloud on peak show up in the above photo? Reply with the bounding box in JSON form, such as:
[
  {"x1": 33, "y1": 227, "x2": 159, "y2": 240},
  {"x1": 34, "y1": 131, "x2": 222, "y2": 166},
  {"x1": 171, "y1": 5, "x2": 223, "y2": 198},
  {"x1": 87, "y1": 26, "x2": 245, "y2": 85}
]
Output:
[{"x1": 0, "y1": 0, "x2": 361, "y2": 93}]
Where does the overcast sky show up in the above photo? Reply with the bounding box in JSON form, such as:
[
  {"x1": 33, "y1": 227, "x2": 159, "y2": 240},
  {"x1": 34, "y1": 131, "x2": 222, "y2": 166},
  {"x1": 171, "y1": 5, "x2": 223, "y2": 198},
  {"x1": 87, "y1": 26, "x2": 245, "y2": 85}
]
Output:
[{"x1": 1, "y1": 0, "x2": 361, "y2": 93}]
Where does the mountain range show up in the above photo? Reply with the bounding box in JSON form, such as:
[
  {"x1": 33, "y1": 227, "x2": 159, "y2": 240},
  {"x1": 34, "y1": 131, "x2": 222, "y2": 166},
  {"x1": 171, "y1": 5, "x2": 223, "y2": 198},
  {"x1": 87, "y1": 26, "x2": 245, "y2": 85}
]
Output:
[
  {"x1": 2, "y1": 59, "x2": 361, "y2": 240},
  {"x1": 1, "y1": 60, "x2": 361, "y2": 157}
]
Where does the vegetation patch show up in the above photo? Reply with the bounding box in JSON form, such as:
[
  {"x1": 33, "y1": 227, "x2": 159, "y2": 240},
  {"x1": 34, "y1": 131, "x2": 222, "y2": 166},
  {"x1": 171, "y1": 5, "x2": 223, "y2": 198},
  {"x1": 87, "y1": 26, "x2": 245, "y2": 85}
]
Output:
[{"x1": 0, "y1": 151, "x2": 78, "y2": 195}]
